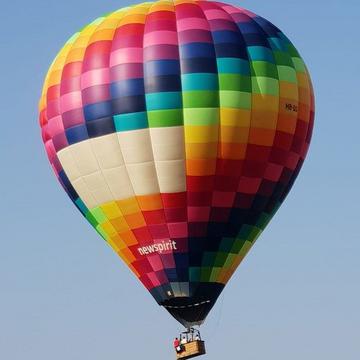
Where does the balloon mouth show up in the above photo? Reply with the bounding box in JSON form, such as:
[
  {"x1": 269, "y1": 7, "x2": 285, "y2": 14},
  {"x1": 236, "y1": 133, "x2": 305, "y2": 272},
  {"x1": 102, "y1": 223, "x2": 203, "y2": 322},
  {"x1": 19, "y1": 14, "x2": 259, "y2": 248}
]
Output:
[
  {"x1": 163, "y1": 301, "x2": 212, "y2": 328},
  {"x1": 150, "y1": 283, "x2": 224, "y2": 327}
]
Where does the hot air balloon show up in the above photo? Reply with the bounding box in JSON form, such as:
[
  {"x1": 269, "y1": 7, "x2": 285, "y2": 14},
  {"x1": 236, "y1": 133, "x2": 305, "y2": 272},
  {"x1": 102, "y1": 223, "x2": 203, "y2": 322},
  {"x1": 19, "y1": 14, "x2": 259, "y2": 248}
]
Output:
[{"x1": 39, "y1": 0, "x2": 314, "y2": 356}]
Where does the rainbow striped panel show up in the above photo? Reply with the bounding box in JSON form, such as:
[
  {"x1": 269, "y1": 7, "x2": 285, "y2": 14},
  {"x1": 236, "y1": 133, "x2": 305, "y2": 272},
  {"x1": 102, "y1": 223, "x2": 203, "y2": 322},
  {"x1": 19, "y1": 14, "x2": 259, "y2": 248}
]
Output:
[{"x1": 39, "y1": 0, "x2": 314, "y2": 327}]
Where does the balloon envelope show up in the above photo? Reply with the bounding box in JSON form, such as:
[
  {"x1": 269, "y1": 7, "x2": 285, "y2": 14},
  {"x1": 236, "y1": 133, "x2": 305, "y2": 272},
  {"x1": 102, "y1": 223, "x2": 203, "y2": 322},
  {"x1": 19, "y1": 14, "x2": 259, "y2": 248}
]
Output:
[{"x1": 39, "y1": 0, "x2": 314, "y2": 327}]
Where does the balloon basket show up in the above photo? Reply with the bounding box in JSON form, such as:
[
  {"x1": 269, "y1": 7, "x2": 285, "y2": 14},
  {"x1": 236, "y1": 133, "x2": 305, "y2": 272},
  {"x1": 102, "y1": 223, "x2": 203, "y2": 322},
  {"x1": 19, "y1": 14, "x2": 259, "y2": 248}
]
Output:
[
  {"x1": 175, "y1": 328, "x2": 206, "y2": 359},
  {"x1": 175, "y1": 340, "x2": 206, "y2": 360}
]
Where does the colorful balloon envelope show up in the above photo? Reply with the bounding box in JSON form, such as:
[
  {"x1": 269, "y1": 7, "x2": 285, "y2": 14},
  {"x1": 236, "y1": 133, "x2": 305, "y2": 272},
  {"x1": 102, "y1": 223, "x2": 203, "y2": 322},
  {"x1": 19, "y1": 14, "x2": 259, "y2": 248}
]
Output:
[{"x1": 39, "y1": 0, "x2": 314, "y2": 327}]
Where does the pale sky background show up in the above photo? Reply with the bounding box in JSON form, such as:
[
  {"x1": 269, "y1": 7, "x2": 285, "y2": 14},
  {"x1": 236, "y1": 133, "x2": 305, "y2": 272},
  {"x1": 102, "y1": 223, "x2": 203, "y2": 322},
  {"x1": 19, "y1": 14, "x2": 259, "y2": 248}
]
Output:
[{"x1": 1, "y1": 0, "x2": 359, "y2": 359}]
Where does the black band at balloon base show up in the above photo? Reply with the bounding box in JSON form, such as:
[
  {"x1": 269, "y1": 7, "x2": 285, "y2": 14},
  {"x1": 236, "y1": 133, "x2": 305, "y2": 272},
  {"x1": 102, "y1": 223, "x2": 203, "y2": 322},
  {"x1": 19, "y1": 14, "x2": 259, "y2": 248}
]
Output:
[{"x1": 150, "y1": 282, "x2": 224, "y2": 327}]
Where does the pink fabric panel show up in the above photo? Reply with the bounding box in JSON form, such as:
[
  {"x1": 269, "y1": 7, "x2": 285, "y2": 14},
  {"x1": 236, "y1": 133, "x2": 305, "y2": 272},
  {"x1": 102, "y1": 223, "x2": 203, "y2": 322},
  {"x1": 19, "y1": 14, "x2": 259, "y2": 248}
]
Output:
[
  {"x1": 81, "y1": 68, "x2": 110, "y2": 89},
  {"x1": 60, "y1": 91, "x2": 82, "y2": 113}
]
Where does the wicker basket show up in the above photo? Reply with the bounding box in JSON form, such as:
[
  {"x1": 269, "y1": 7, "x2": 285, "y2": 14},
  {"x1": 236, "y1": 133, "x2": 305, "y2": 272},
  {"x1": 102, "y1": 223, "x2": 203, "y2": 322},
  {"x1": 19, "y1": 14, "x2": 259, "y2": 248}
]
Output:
[{"x1": 176, "y1": 340, "x2": 206, "y2": 360}]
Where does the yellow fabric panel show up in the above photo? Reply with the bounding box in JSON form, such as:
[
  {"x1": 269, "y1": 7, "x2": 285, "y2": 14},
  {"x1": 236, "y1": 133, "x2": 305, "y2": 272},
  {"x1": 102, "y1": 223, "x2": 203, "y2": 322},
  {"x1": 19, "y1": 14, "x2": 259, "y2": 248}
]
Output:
[
  {"x1": 100, "y1": 201, "x2": 122, "y2": 219},
  {"x1": 110, "y1": 217, "x2": 130, "y2": 232},
  {"x1": 110, "y1": 234, "x2": 127, "y2": 250},
  {"x1": 220, "y1": 108, "x2": 251, "y2": 127},
  {"x1": 185, "y1": 143, "x2": 218, "y2": 159},
  {"x1": 65, "y1": 48, "x2": 87, "y2": 63},
  {"x1": 94, "y1": 17, "x2": 121, "y2": 30},
  {"x1": 149, "y1": 0, "x2": 174, "y2": 12},
  {"x1": 47, "y1": 69, "x2": 63, "y2": 88},
  {"x1": 100, "y1": 222, "x2": 118, "y2": 237},
  {"x1": 184, "y1": 125, "x2": 218, "y2": 144},
  {"x1": 119, "y1": 14, "x2": 147, "y2": 26},
  {"x1": 174, "y1": 0, "x2": 197, "y2": 4},
  {"x1": 107, "y1": 238, "x2": 120, "y2": 252},
  {"x1": 88, "y1": 29, "x2": 116, "y2": 43},
  {"x1": 116, "y1": 198, "x2": 141, "y2": 215}
]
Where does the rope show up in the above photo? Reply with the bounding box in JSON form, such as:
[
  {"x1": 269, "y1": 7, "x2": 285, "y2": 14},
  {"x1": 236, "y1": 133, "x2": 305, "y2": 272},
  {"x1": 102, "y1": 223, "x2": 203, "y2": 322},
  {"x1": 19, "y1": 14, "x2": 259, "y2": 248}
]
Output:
[{"x1": 205, "y1": 291, "x2": 225, "y2": 344}]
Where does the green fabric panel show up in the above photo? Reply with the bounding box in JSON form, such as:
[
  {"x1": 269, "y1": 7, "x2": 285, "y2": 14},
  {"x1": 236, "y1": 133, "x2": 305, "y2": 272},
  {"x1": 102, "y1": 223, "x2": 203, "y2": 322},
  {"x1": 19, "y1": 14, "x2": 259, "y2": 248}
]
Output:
[
  {"x1": 214, "y1": 252, "x2": 228, "y2": 267},
  {"x1": 182, "y1": 91, "x2": 219, "y2": 108},
  {"x1": 287, "y1": 43, "x2": 300, "y2": 57},
  {"x1": 96, "y1": 225, "x2": 109, "y2": 241},
  {"x1": 85, "y1": 212, "x2": 99, "y2": 228},
  {"x1": 90, "y1": 207, "x2": 107, "y2": 223},
  {"x1": 231, "y1": 237, "x2": 247, "y2": 253},
  {"x1": 219, "y1": 74, "x2": 251, "y2": 91},
  {"x1": 249, "y1": 227, "x2": 262, "y2": 242},
  {"x1": 252, "y1": 76, "x2": 279, "y2": 95},
  {"x1": 223, "y1": 253, "x2": 236, "y2": 268},
  {"x1": 251, "y1": 61, "x2": 278, "y2": 79},
  {"x1": 183, "y1": 108, "x2": 219, "y2": 126},
  {"x1": 147, "y1": 109, "x2": 183, "y2": 127},
  {"x1": 219, "y1": 90, "x2": 251, "y2": 109},
  {"x1": 274, "y1": 51, "x2": 294, "y2": 67},
  {"x1": 200, "y1": 267, "x2": 212, "y2": 282},
  {"x1": 209, "y1": 267, "x2": 221, "y2": 282},
  {"x1": 278, "y1": 65, "x2": 297, "y2": 83},
  {"x1": 238, "y1": 240, "x2": 252, "y2": 257},
  {"x1": 292, "y1": 57, "x2": 306, "y2": 73}
]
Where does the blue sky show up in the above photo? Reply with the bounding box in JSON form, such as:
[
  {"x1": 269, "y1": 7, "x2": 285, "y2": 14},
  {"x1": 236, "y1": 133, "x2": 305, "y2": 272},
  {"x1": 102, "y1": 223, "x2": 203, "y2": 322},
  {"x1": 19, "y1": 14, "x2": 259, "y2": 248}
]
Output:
[{"x1": 1, "y1": 0, "x2": 359, "y2": 359}]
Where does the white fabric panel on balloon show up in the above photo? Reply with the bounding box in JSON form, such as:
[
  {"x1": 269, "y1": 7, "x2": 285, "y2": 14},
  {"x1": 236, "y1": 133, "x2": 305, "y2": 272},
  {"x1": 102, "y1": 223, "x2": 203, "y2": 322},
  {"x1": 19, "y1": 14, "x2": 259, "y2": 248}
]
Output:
[
  {"x1": 103, "y1": 166, "x2": 135, "y2": 200},
  {"x1": 117, "y1": 129, "x2": 160, "y2": 196},
  {"x1": 72, "y1": 177, "x2": 98, "y2": 209},
  {"x1": 57, "y1": 147, "x2": 82, "y2": 181},
  {"x1": 82, "y1": 171, "x2": 114, "y2": 205},
  {"x1": 150, "y1": 126, "x2": 186, "y2": 193},
  {"x1": 68, "y1": 140, "x2": 100, "y2": 176},
  {"x1": 126, "y1": 161, "x2": 160, "y2": 195},
  {"x1": 90, "y1": 134, "x2": 125, "y2": 169},
  {"x1": 149, "y1": 126, "x2": 185, "y2": 161},
  {"x1": 117, "y1": 130, "x2": 154, "y2": 164},
  {"x1": 155, "y1": 159, "x2": 186, "y2": 193}
]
